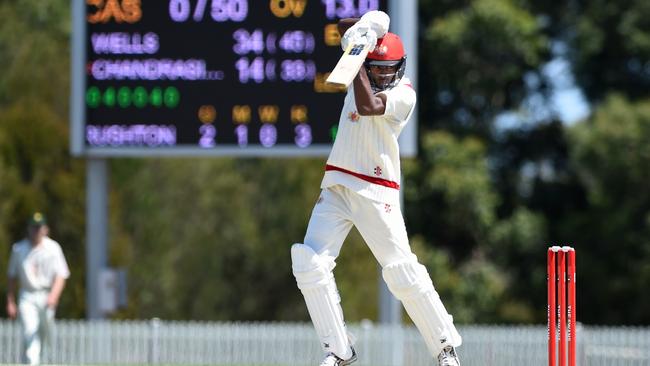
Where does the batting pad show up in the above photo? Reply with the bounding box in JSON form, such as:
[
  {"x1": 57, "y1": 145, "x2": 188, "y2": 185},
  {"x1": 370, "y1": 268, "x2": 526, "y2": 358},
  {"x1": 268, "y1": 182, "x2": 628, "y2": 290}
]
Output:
[
  {"x1": 382, "y1": 261, "x2": 462, "y2": 357},
  {"x1": 291, "y1": 244, "x2": 352, "y2": 360}
]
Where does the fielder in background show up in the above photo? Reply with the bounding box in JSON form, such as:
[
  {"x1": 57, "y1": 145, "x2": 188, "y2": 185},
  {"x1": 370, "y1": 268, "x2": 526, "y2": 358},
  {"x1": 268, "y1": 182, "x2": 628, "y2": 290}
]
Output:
[
  {"x1": 6, "y1": 212, "x2": 70, "y2": 365},
  {"x1": 291, "y1": 11, "x2": 462, "y2": 366}
]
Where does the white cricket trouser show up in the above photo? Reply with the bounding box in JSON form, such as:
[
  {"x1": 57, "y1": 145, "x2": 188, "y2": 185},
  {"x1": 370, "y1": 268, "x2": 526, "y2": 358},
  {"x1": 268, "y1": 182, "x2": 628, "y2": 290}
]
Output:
[
  {"x1": 304, "y1": 185, "x2": 417, "y2": 267},
  {"x1": 301, "y1": 184, "x2": 462, "y2": 358},
  {"x1": 18, "y1": 291, "x2": 55, "y2": 365}
]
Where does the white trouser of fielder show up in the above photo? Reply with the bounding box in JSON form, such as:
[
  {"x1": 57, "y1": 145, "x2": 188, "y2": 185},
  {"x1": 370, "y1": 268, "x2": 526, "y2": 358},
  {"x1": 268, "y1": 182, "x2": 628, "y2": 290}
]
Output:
[
  {"x1": 291, "y1": 185, "x2": 462, "y2": 360},
  {"x1": 18, "y1": 291, "x2": 55, "y2": 365}
]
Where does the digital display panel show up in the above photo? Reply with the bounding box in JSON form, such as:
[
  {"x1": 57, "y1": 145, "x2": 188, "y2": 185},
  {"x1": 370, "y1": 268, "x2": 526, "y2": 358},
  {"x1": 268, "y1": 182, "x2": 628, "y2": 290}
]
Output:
[{"x1": 77, "y1": 0, "x2": 389, "y2": 156}]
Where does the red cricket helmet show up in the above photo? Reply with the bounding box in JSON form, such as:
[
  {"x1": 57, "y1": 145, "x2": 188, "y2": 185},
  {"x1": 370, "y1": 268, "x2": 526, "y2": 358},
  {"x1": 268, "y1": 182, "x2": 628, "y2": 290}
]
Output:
[
  {"x1": 365, "y1": 32, "x2": 407, "y2": 92},
  {"x1": 367, "y1": 32, "x2": 405, "y2": 61}
]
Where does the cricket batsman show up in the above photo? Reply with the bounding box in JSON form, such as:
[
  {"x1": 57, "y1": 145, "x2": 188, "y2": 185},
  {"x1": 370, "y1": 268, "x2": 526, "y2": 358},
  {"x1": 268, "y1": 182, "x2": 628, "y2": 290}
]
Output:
[{"x1": 290, "y1": 10, "x2": 462, "y2": 366}]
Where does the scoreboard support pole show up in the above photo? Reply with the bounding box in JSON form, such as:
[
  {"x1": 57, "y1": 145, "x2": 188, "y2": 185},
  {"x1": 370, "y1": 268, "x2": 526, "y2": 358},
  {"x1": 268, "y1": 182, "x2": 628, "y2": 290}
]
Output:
[
  {"x1": 72, "y1": 0, "x2": 106, "y2": 319},
  {"x1": 86, "y1": 158, "x2": 109, "y2": 319},
  {"x1": 391, "y1": 0, "x2": 418, "y2": 159}
]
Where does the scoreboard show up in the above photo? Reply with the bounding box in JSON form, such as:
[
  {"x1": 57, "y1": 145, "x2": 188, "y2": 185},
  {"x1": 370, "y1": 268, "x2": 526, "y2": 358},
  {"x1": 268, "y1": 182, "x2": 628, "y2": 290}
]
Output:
[{"x1": 71, "y1": 0, "x2": 394, "y2": 157}]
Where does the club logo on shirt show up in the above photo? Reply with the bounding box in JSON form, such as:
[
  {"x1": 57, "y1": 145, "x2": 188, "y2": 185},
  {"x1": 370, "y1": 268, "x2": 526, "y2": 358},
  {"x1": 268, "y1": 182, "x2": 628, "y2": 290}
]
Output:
[
  {"x1": 348, "y1": 111, "x2": 360, "y2": 122},
  {"x1": 374, "y1": 166, "x2": 383, "y2": 176}
]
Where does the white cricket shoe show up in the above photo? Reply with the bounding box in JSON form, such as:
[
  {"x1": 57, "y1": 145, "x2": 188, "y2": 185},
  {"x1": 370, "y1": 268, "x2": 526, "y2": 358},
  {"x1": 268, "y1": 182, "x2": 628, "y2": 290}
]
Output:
[
  {"x1": 437, "y1": 346, "x2": 460, "y2": 366},
  {"x1": 319, "y1": 347, "x2": 357, "y2": 366}
]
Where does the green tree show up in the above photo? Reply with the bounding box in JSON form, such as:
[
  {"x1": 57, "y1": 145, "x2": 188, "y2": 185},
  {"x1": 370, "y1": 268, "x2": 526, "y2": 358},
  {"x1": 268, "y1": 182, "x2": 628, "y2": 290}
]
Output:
[
  {"x1": 404, "y1": 131, "x2": 498, "y2": 259},
  {"x1": 570, "y1": 0, "x2": 650, "y2": 101},
  {"x1": 419, "y1": 0, "x2": 549, "y2": 135},
  {"x1": 413, "y1": 0, "x2": 650, "y2": 326},
  {"x1": 566, "y1": 95, "x2": 650, "y2": 324},
  {"x1": 0, "y1": 0, "x2": 86, "y2": 318}
]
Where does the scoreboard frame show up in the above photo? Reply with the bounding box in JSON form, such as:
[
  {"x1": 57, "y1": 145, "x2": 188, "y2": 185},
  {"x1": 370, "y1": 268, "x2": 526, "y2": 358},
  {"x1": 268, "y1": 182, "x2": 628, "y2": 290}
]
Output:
[{"x1": 70, "y1": 0, "x2": 417, "y2": 158}]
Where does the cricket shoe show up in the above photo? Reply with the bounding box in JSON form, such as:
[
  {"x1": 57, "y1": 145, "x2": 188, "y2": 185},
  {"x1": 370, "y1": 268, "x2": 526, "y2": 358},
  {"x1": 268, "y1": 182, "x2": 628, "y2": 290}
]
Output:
[
  {"x1": 437, "y1": 345, "x2": 460, "y2": 366},
  {"x1": 319, "y1": 346, "x2": 357, "y2": 366}
]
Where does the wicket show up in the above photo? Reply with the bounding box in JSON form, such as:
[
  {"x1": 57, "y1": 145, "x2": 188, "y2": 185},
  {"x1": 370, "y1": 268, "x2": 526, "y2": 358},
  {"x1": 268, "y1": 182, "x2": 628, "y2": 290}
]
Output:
[{"x1": 548, "y1": 246, "x2": 576, "y2": 366}]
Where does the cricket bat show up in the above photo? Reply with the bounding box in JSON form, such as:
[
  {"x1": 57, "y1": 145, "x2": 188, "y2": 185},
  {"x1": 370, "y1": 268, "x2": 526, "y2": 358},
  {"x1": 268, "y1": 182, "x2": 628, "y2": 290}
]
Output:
[{"x1": 326, "y1": 42, "x2": 373, "y2": 87}]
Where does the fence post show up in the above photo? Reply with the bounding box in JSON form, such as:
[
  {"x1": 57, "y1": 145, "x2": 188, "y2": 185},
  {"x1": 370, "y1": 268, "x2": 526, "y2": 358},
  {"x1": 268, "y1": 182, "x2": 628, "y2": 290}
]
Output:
[
  {"x1": 150, "y1": 318, "x2": 161, "y2": 364},
  {"x1": 392, "y1": 323, "x2": 404, "y2": 366},
  {"x1": 576, "y1": 323, "x2": 586, "y2": 366}
]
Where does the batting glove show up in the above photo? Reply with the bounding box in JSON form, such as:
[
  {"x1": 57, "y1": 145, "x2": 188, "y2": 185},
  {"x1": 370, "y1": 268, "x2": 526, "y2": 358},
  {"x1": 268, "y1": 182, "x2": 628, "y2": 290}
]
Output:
[
  {"x1": 341, "y1": 23, "x2": 378, "y2": 51},
  {"x1": 359, "y1": 10, "x2": 390, "y2": 38}
]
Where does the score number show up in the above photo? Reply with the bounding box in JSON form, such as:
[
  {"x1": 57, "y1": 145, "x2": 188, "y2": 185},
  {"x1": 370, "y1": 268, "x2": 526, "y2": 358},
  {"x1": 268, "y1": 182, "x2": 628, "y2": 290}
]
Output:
[
  {"x1": 235, "y1": 58, "x2": 316, "y2": 83},
  {"x1": 169, "y1": 0, "x2": 248, "y2": 22},
  {"x1": 233, "y1": 29, "x2": 316, "y2": 55},
  {"x1": 233, "y1": 28, "x2": 317, "y2": 83},
  {"x1": 321, "y1": 0, "x2": 381, "y2": 19},
  {"x1": 199, "y1": 123, "x2": 312, "y2": 148}
]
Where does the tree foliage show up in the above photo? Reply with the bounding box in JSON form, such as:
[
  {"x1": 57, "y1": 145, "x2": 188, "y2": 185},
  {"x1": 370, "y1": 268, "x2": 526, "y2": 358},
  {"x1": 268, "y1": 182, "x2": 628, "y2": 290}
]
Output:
[
  {"x1": 420, "y1": 0, "x2": 549, "y2": 135},
  {"x1": 566, "y1": 95, "x2": 650, "y2": 323},
  {"x1": 414, "y1": 0, "x2": 650, "y2": 325},
  {"x1": 570, "y1": 0, "x2": 650, "y2": 101},
  {"x1": 404, "y1": 131, "x2": 498, "y2": 259},
  {"x1": 0, "y1": 0, "x2": 86, "y2": 318}
]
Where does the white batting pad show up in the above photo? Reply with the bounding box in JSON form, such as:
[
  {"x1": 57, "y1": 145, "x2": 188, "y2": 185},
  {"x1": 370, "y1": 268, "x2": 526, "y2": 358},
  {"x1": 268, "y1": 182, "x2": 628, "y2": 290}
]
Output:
[
  {"x1": 291, "y1": 244, "x2": 352, "y2": 360},
  {"x1": 382, "y1": 261, "x2": 462, "y2": 357}
]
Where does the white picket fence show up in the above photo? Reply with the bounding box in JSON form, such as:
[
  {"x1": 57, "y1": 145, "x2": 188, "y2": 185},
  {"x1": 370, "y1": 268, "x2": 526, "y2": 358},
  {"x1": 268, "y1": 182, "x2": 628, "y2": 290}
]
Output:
[{"x1": 0, "y1": 320, "x2": 649, "y2": 365}]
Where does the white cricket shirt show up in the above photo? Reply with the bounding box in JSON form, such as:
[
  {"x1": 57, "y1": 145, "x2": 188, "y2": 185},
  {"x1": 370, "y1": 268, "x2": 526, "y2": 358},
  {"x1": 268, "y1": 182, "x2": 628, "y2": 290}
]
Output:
[
  {"x1": 321, "y1": 77, "x2": 416, "y2": 205},
  {"x1": 7, "y1": 237, "x2": 70, "y2": 293}
]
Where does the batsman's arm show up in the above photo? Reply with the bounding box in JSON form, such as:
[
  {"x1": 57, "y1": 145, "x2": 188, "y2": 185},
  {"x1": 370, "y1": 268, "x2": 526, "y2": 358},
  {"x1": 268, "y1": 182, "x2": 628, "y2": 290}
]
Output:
[{"x1": 353, "y1": 67, "x2": 387, "y2": 116}]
